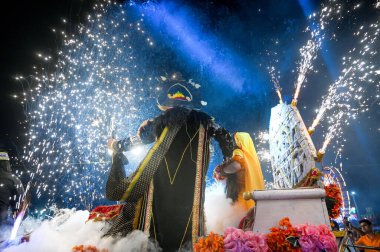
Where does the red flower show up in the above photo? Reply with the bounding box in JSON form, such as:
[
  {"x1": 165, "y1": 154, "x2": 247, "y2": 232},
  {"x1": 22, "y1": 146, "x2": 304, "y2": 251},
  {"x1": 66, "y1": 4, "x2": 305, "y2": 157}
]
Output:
[
  {"x1": 72, "y1": 245, "x2": 108, "y2": 252},
  {"x1": 324, "y1": 184, "x2": 343, "y2": 219}
]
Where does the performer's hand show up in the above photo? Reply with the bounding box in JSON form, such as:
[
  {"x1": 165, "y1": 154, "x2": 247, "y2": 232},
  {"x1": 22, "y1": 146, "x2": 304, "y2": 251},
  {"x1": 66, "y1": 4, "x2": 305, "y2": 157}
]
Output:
[
  {"x1": 137, "y1": 120, "x2": 150, "y2": 136},
  {"x1": 213, "y1": 165, "x2": 226, "y2": 181},
  {"x1": 107, "y1": 138, "x2": 117, "y2": 151},
  {"x1": 21, "y1": 233, "x2": 31, "y2": 243}
]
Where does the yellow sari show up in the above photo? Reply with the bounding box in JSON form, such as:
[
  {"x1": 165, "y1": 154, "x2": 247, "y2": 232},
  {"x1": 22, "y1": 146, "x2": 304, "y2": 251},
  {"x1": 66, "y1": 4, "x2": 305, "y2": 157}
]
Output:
[{"x1": 232, "y1": 132, "x2": 265, "y2": 211}]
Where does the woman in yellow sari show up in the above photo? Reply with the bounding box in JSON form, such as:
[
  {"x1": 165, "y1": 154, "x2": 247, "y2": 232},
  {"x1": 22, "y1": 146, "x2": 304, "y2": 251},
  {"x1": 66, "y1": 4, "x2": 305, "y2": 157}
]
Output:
[{"x1": 214, "y1": 132, "x2": 265, "y2": 211}]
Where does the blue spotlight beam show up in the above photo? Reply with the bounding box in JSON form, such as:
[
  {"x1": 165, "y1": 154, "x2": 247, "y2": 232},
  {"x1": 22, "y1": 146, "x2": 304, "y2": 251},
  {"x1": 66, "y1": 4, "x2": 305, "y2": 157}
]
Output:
[{"x1": 135, "y1": 1, "x2": 265, "y2": 94}]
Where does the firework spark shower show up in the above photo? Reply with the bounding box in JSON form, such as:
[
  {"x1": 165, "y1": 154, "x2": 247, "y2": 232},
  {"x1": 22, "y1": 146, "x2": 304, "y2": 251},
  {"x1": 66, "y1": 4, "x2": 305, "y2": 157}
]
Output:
[{"x1": 20, "y1": 2, "x2": 161, "y2": 210}]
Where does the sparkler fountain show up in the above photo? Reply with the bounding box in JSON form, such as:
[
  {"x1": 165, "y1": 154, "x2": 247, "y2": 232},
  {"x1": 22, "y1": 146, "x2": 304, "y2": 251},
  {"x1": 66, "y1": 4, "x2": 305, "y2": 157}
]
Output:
[
  {"x1": 248, "y1": 0, "x2": 380, "y2": 237},
  {"x1": 269, "y1": 1, "x2": 380, "y2": 189}
]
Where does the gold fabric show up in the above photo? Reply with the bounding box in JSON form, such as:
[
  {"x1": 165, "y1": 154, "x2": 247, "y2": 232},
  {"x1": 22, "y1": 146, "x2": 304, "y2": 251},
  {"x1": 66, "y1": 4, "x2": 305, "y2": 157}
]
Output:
[
  {"x1": 232, "y1": 132, "x2": 265, "y2": 211},
  {"x1": 104, "y1": 125, "x2": 180, "y2": 237}
]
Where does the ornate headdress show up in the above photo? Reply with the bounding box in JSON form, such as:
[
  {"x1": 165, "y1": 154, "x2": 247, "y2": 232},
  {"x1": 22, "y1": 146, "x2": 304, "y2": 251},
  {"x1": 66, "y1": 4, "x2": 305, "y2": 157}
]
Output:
[{"x1": 156, "y1": 72, "x2": 207, "y2": 110}]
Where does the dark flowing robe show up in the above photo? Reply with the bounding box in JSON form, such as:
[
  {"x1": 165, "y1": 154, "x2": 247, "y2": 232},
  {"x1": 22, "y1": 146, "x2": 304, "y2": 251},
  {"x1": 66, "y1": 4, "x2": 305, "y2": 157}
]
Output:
[
  {"x1": 0, "y1": 161, "x2": 24, "y2": 224},
  {"x1": 105, "y1": 107, "x2": 233, "y2": 251}
]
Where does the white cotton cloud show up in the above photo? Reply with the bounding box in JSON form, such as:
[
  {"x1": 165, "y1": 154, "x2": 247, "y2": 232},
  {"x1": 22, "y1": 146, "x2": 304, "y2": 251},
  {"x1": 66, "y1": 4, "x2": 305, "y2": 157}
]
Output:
[
  {"x1": 1, "y1": 215, "x2": 42, "y2": 241},
  {"x1": 204, "y1": 182, "x2": 247, "y2": 235},
  {"x1": 3, "y1": 209, "x2": 160, "y2": 252},
  {"x1": 2, "y1": 183, "x2": 248, "y2": 251},
  {"x1": 1, "y1": 225, "x2": 13, "y2": 242}
]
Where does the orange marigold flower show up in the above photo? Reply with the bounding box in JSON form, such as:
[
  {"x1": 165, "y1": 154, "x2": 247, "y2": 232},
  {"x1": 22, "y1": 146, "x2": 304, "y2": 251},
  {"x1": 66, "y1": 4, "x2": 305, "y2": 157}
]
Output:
[
  {"x1": 324, "y1": 184, "x2": 343, "y2": 219},
  {"x1": 72, "y1": 245, "x2": 108, "y2": 252},
  {"x1": 267, "y1": 218, "x2": 301, "y2": 252},
  {"x1": 194, "y1": 232, "x2": 224, "y2": 252}
]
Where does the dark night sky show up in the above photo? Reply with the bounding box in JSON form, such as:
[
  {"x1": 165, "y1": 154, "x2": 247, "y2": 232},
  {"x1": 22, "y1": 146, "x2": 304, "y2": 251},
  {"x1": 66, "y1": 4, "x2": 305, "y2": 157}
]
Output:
[
  {"x1": 0, "y1": 0, "x2": 379, "y2": 216},
  {"x1": 0, "y1": 0, "x2": 94, "y2": 146}
]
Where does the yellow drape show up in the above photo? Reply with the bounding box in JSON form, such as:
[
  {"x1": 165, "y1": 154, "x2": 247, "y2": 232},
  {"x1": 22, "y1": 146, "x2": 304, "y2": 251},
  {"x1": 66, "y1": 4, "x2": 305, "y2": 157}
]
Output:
[{"x1": 232, "y1": 132, "x2": 265, "y2": 211}]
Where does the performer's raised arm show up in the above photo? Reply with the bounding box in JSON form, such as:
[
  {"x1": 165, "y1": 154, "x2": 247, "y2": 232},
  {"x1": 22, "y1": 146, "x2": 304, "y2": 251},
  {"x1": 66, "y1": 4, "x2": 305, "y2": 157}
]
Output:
[
  {"x1": 105, "y1": 152, "x2": 129, "y2": 201},
  {"x1": 106, "y1": 118, "x2": 179, "y2": 202}
]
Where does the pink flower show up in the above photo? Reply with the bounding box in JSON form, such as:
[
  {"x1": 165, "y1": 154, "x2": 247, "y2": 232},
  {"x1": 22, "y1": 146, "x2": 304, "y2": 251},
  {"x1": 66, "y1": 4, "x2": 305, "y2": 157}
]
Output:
[
  {"x1": 317, "y1": 225, "x2": 330, "y2": 234},
  {"x1": 257, "y1": 234, "x2": 268, "y2": 248},
  {"x1": 295, "y1": 224, "x2": 319, "y2": 242},
  {"x1": 298, "y1": 236, "x2": 316, "y2": 252},
  {"x1": 316, "y1": 234, "x2": 337, "y2": 252},
  {"x1": 223, "y1": 227, "x2": 268, "y2": 252},
  {"x1": 224, "y1": 227, "x2": 237, "y2": 237},
  {"x1": 243, "y1": 241, "x2": 262, "y2": 252},
  {"x1": 224, "y1": 227, "x2": 243, "y2": 251},
  {"x1": 295, "y1": 224, "x2": 320, "y2": 237},
  {"x1": 224, "y1": 227, "x2": 247, "y2": 242},
  {"x1": 317, "y1": 225, "x2": 336, "y2": 239},
  {"x1": 231, "y1": 228, "x2": 247, "y2": 241},
  {"x1": 304, "y1": 225, "x2": 319, "y2": 237},
  {"x1": 223, "y1": 238, "x2": 239, "y2": 252},
  {"x1": 245, "y1": 232, "x2": 268, "y2": 248},
  {"x1": 244, "y1": 237, "x2": 269, "y2": 252},
  {"x1": 295, "y1": 224, "x2": 307, "y2": 236}
]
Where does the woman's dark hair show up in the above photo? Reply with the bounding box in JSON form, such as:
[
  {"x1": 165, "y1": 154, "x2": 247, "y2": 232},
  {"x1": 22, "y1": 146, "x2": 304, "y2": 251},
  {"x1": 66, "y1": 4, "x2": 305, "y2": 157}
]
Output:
[{"x1": 225, "y1": 173, "x2": 241, "y2": 202}]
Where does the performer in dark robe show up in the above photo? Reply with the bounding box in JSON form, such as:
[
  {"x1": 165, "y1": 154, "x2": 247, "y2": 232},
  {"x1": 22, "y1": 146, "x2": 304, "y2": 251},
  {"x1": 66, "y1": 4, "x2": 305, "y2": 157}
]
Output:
[
  {"x1": 0, "y1": 151, "x2": 24, "y2": 226},
  {"x1": 105, "y1": 75, "x2": 233, "y2": 251}
]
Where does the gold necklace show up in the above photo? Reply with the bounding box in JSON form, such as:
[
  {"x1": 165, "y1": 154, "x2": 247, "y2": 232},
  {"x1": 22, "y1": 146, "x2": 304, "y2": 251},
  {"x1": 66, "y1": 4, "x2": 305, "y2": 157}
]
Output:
[{"x1": 164, "y1": 128, "x2": 199, "y2": 185}]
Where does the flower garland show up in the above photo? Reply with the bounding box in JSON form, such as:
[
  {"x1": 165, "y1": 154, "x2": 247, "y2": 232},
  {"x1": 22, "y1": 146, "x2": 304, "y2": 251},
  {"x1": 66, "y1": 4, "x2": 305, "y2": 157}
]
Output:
[
  {"x1": 72, "y1": 245, "x2": 108, "y2": 252},
  {"x1": 324, "y1": 184, "x2": 343, "y2": 219},
  {"x1": 295, "y1": 223, "x2": 337, "y2": 252},
  {"x1": 194, "y1": 232, "x2": 224, "y2": 252},
  {"x1": 295, "y1": 167, "x2": 323, "y2": 188},
  {"x1": 194, "y1": 217, "x2": 338, "y2": 252},
  {"x1": 224, "y1": 227, "x2": 268, "y2": 252},
  {"x1": 267, "y1": 217, "x2": 301, "y2": 252}
]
